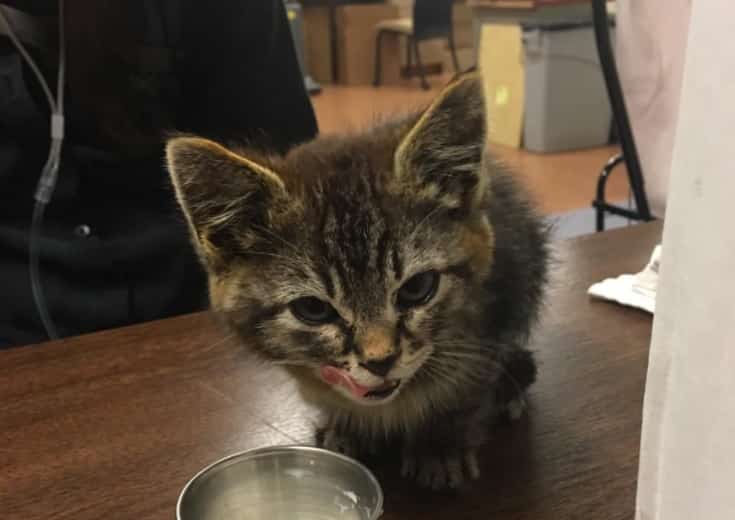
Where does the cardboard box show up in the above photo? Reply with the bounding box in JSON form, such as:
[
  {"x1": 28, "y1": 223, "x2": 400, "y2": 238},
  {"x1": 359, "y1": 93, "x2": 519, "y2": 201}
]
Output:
[
  {"x1": 388, "y1": 0, "x2": 412, "y2": 17},
  {"x1": 441, "y1": 47, "x2": 475, "y2": 74},
  {"x1": 316, "y1": 2, "x2": 474, "y2": 86},
  {"x1": 478, "y1": 24, "x2": 525, "y2": 148},
  {"x1": 303, "y1": 7, "x2": 332, "y2": 84},
  {"x1": 386, "y1": 2, "x2": 473, "y2": 49},
  {"x1": 336, "y1": 4, "x2": 401, "y2": 85},
  {"x1": 398, "y1": 38, "x2": 445, "y2": 68},
  {"x1": 453, "y1": 4, "x2": 474, "y2": 49},
  {"x1": 384, "y1": 1, "x2": 473, "y2": 80}
]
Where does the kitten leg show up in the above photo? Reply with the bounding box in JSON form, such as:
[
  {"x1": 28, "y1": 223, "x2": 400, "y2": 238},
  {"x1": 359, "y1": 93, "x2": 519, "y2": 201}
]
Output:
[
  {"x1": 402, "y1": 406, "x2": 492, "y2": 489},
  {"x1": 497, "y1": 346, "x2": 535, "y2": 421},
  {"x1": 402, "y1": 443, "x2": 481, "y2": 490},
  {"x1": 464, "y1": 449, "x2": 480, "y2": 479},
  {"x1": 506, "y1": 395, "x2": 527, "y2": 421},
  {"x1": 316, "y1": 413, "x2": 359, "y2": 458},
  {"x1": 401, "y1": 447, "x2": 479, "y2": 489}
]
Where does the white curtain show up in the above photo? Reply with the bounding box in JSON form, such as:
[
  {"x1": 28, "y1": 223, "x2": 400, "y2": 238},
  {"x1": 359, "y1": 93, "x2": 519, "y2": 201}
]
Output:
[
  {"x1": 616, "y1": 0, "x2": 690, "y2": 216},
  {"x1": 636, "y1": 1, "x2": 735, "y2": 518}
]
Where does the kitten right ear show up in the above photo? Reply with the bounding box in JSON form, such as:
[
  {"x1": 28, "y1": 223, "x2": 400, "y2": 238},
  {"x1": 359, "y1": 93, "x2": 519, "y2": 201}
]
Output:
[
  {"x1": 394, "y1": 74, "x2": 488, "y2": 211},
  {"x1": 166, "y1": 136, "x2": 287, "y2": 267}
]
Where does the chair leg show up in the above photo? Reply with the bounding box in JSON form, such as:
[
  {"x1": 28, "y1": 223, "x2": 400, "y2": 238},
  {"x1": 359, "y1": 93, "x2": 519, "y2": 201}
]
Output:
[
  {"x1": 406, "y1": 35, "x2": 413, "y2": 72},
  {"x1": 594, "y1": 153, "x2": 626, "y2": 232},
  {"x1": 413, "y1": 39, "x2": 430, "y2": 90},
  {"x1": 373, "y1": 30, "x2": 385, "y2": 87},
  {"x1": 448, "y1": 34, "x2": 460, "y2": 73}
]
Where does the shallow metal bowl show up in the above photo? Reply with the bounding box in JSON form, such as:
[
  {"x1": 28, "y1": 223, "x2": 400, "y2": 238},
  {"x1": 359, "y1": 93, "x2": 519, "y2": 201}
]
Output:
[{"x1": 177, "y1": 445, "x2": 383, "y2": 520}]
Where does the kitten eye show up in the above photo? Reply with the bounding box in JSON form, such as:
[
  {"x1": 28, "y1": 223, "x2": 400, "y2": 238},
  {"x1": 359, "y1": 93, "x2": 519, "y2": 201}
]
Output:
[
  {"x1": 289, "y1": 297, "x2": 339, "y2": 325},
  {"x1": 397, "y1": 270, "x2": 440, "y2": 309}
]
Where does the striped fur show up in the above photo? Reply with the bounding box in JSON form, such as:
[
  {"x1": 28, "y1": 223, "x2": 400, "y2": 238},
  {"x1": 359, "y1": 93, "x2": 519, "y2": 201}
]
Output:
[{"x1": 167, "y1": 75, "x2": 549, "y2": 488}]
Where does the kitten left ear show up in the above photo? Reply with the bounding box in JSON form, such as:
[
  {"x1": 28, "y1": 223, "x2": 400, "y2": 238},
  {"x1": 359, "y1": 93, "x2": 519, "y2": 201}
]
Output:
[{"x1": 394, "y1": 74, "x2": 488, "y2": 210}]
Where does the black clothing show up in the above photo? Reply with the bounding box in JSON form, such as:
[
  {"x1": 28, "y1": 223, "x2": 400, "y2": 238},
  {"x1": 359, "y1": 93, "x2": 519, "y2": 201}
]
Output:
[{"x1": 0, "y1": 1, "x2": 318, "y2": 346}]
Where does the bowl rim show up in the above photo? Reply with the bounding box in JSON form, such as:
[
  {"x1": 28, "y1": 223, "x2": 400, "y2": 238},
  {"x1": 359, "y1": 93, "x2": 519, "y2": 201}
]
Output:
[{"x1": 176, "y1": 444, "x2": 383, "y2": 520}]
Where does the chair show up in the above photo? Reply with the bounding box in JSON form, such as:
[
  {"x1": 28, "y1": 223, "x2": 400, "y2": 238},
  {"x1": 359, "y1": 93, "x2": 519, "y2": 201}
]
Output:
[
  {"x1": 373, "y1": 0, "x2": 459, "y2": 90},
  {"x1": 590, "y1": 0, "x2": 654, "y2": 231}
]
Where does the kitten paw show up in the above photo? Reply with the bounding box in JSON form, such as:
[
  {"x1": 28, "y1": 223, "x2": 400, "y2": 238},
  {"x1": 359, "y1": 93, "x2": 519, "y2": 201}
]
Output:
[
  {"x1": 401, "y1": 449, "x2": 480, "y2": 489},
  {"x1": 506, "y1": 396, "x2": 527, "y2": 421},
  {"x1": 317, "y1": 426, "x2": 359, "y2": 458}
]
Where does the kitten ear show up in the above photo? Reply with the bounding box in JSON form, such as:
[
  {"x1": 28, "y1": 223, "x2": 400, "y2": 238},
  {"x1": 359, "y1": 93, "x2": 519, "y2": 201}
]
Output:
[
  {"x1": 166, "y1": 136, "x2": 287, "y2": 267},
  {"x1": 394, "y1": 74, "x2": 488, "y2": 210}
]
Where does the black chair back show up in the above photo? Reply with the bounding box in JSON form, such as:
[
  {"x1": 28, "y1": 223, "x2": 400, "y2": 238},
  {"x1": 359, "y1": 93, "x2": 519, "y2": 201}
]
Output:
[{"x1": 413, "y1": 0, "x2": 454, "y2": 40}]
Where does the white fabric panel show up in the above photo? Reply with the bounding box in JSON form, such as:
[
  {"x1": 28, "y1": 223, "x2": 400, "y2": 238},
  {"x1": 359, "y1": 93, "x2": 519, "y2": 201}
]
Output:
[{"x1": 636, "y1": 1, "x2": 735, "y2": 518}]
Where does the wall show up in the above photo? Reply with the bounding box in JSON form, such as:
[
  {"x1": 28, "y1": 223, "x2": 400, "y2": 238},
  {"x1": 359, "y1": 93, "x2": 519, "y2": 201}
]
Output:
[{"x1": 636, "y1": 1, "x2": 735, "y2": 518}]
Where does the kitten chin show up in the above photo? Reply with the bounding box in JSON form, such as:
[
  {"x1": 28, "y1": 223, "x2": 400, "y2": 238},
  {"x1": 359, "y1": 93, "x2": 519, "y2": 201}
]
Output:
[{"x1": 284, "y1": 354, "x2": 510, "y2": 439}]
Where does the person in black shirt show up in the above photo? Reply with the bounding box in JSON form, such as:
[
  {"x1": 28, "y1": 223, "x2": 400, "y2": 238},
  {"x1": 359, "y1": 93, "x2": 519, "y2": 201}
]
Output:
[{"x1": 0, "y1": 1, "x2": 318, "y2": 347}]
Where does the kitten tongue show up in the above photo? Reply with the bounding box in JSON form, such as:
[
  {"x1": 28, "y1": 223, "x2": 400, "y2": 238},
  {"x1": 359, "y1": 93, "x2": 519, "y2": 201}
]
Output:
[{"x1": 320, "y1": 365, "x2": 370, "y2": 398}]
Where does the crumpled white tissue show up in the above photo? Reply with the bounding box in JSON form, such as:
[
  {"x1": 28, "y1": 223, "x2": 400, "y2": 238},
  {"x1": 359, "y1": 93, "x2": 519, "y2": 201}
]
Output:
[{"x1": 587, "y1": 244, "x2": 661, "y2": 314}]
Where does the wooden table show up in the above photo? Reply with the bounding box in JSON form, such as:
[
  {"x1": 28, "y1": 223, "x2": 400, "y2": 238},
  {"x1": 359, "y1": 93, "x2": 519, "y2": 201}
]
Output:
[
  {"x1": 0, "y1": 222, "x2": 661, "y2": 519},
  {"x1": 468, "y1": 0, "x2": 592, "y2": 8},
  {"x1": 468, "y1": 0, "x2": 613, "y2": 64}
]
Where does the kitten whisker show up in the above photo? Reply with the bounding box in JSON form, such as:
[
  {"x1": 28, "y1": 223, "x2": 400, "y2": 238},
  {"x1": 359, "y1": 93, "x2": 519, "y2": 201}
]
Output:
[
  {"x1": 200, "y1": 332, "x2": 236, "y2": 354},
  {"x1": 251, "y1": 223, "x2": 303, "y2": 255},
  {"x1": 244, "y1": 250, "x2": 301, "y2": 264},
  {"x1": 407, "y1": 204, "x2": 444, "y2": 244},
  {"x1": 425, "y1": 348, "x2": 528, "y2": 399},
  {"x1": 271, "y1": 359, "x2": 317, "y2": 368}
]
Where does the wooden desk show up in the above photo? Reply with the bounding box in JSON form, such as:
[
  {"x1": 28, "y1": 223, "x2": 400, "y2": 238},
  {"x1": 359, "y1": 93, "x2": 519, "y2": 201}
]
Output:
[
  {"x1": 468, "y1": 0, "x2": 612, "y2": 63},
  {"x1": 0, "y1": 223, "x2": 661, "y2": 519},
  {"x1": 469, "y1": 0, "x2": 595, "y2": 8}
]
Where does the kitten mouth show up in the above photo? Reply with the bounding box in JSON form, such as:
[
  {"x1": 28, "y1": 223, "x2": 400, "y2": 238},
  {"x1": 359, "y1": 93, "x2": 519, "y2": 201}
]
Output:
[
  {"x1": 364, "y1": 380, "x2": 401, "y2": 400},
  {"x1": 320, "y1": 365, "x2": 401, "y2": 401}
]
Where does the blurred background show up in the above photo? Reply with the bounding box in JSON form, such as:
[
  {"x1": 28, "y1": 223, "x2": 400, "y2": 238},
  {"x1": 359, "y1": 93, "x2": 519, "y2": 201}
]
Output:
[
  {"x1": 288, "y1": 0, "x2": 682, "y2": 238},
  {"x1": 1, "y1": 0, "x2": 688, "y2": 342}
]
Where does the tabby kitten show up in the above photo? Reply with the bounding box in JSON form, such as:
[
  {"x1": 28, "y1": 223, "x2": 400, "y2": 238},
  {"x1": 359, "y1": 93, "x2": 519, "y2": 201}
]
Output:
[{"x1": 166, "y1": 75, "x2": 548, "y2": 489}]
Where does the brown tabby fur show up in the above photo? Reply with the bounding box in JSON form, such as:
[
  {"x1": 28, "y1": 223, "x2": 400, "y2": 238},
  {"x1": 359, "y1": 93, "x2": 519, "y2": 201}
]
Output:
[{"x1": 166, "y1": 75, "x2": 549, "y2": 489}]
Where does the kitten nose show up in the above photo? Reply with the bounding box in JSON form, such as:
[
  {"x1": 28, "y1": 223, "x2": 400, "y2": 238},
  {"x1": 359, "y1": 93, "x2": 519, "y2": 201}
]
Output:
[{"x1": 360, "y1": 354, "x2": 398, "y2": 377}]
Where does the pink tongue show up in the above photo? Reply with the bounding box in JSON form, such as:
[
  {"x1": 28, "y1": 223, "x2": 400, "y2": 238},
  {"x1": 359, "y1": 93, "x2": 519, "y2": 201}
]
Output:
[{"x1": 320, "y1": 365, "x2": 371, "y2": 398}]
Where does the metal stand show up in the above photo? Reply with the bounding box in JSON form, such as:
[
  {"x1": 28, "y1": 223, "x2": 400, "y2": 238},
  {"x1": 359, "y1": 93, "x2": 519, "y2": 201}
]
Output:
[{"x1": 591, "y1": 0, "x2": 654, "y2": 231}]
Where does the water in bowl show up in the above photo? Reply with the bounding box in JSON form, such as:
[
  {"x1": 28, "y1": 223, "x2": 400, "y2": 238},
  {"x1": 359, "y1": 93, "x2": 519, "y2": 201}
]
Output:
[{"x1": 181, "y1": 450, "x2": 381, "y2": 520}]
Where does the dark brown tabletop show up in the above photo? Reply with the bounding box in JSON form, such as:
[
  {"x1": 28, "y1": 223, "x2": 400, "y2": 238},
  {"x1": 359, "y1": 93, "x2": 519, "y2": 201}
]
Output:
[{"x1": 0, "y1": 222, "x2": 661, "y2": 520}]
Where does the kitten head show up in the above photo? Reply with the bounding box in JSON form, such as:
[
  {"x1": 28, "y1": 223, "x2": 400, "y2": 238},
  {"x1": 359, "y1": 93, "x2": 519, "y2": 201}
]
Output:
[{"x1": 167, "y1": 75, "x2": 496, "y2": 411}]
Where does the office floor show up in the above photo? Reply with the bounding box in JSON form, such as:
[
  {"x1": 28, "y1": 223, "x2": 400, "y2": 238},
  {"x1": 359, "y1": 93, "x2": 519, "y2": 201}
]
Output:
[{"x1": 311, "y1": 82, "x2": 630, "y2": 214}]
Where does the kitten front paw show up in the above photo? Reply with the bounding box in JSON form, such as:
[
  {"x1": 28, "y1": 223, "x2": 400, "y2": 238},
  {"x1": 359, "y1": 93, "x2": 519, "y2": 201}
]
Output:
[
  {"x1": 401, "y1": 448, "x2": 480, "y2": 490},
  {"x1": 506, "y1": 395, "x2": 527, "y2": 421},
  {"x1": 317, "y1": 425, "x2": 359, "y2": 459}
]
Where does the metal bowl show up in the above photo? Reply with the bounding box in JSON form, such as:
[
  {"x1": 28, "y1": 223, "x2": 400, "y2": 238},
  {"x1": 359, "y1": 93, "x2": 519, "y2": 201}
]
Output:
[{"x1": 177, "y1": 445, "x2": 383, "y2": 520}]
